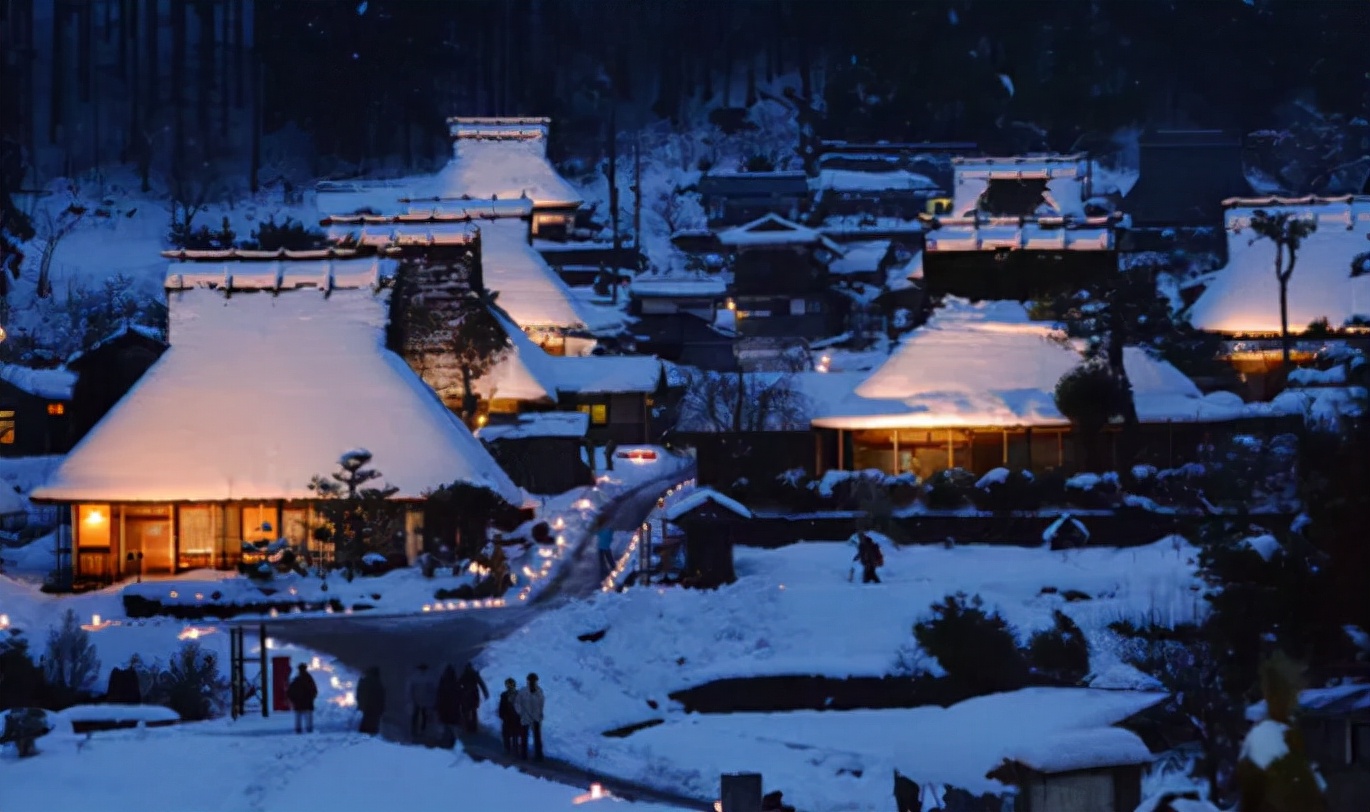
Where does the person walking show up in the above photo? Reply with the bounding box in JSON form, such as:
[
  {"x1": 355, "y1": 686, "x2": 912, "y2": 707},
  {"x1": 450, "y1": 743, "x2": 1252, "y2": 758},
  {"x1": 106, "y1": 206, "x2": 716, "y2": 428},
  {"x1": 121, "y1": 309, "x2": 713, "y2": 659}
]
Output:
[
  {"x1": 457, "y1": 662, "x2": 489, "y2": 734},
  {"x1": 355, "y1": 665, "x2": 385, "y2": 735},
  {"x1": 596, "y1": 519, "x2": 616, "y2": 579},
  {"x1": 287, "y1": 662, "x2": 318, "y2": 734},
  {"x1": 497, "y1": 677, "x2": 522, "y2": 756},
  {"x1": 514, "y1": 672, "x2": 546, "y2": 761},
  {"x1": 436, "y1": 664, "x2": 462, "y2": 745},
  {"x1": 407, "y1": 663, "x2": 439, "y2": 741},
  {"x1": 854, "y1": 531, "x2": 883, "y2": 584}
]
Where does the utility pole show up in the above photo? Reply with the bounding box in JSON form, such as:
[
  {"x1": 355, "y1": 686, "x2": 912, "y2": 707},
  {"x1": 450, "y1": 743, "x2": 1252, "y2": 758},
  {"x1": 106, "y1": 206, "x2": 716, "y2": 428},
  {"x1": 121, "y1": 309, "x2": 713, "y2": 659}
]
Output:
[{"x1": 608, "y1": 97, "x2": 620, "y2": 260}]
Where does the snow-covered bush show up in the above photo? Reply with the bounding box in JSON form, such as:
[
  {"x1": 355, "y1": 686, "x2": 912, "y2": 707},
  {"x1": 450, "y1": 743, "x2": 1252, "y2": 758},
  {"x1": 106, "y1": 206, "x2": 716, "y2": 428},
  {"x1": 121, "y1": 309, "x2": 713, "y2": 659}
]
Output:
[
  {"x1": 1026, "y1": 610, "x2": 1090, "y2": 684},
  {"x1": 969, "y1": 468, "x2": 1040, "y2": 512},
  {"x1": 913, "y1": 593, "x2": 1029, "y2": 695},
  {"x1": 1064, "y1": 470, "x2": 1122, "y2": 509},
  {"x1": 924, "y1": 468, "x2": 976, "y2": 510}
]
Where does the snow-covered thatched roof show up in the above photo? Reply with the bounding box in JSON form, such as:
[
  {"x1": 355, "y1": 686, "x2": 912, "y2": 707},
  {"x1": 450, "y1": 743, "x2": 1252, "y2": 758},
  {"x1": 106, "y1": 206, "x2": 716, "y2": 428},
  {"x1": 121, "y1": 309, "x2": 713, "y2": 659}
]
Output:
[
  {"x1": 434, "y1": 118, "x2": 582, "y2": 209},
  {"x1": 33, "y1": 271, "x2": 522, "y2": 505},
  {"x1": 1189, "y1": 196, "x2": 1370, "y2": 334},
  {"x1": 814, "y1": 168, "x2": 939, "y2": 194},
  {"x1": 479, "y1": 219, "x2": 624, "y2": 333},
  {"x1": 811, "y1": 299, "x2": 1257, "y2": 430}
]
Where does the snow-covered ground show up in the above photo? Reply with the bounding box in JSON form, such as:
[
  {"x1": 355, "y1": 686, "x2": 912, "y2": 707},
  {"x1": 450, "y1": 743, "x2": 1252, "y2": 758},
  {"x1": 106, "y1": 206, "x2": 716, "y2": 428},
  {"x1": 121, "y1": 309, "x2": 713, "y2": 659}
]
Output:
[
  {"x1": 478, "y1": 532, "x2": 1202, "y2": 809},
  {"x1": 4, "y1": 719, "x2": 686, "y2": 812}
]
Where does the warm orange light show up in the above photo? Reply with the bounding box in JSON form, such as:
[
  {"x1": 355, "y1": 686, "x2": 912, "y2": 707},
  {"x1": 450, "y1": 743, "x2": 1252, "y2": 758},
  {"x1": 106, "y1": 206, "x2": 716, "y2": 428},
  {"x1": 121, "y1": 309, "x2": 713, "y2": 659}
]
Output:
[
  {"x1": 84, "y1": 509, "x2": 106, "y2": 526},
  {"x1": 47, "y1": 402, "x2": 65, "y2": 416}
]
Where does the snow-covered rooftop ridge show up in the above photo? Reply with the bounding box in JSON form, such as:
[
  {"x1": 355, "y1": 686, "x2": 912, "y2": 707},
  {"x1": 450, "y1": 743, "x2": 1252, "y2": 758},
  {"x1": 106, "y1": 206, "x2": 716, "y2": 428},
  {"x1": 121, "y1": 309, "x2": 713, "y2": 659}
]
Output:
[
  {"x1": 717, "y1": 213, "x2": 844, "y2": 252},
  {"x1": 401, "y1": 198, "x2": 537, "y2": 217},
  {"x1": 814, "y1": 168, "x2": 940, "y2": 192},
  {"x1": 437, "y1": 130, "x2": 582, "y2": 208},
  {"x1": 811, "y1": 299, "x2": 1254, "y2": 430},
  {"x1": 477, "y1": 411, "x2": 589, "y2": 441},
  {"x1": 1003, "y1": 726, "x2": 1154, "y2": 774},
  {"x1": 0, "y1": 364, "x2": 77, "y2": 401},
  {"x1": 828, "y1": 240, "x2": 891, "y2": 275},
  {"x1": 952, "y1": 153, "x2": 1089, "y2": 179},
  {"x1": 628, "y1": 275, "x2": 728, "y2": 298},
  {"x1": 66, "y1": 322, "x2": 166, "y2": 366},
  {"x1": 33, "y1": 287, "x2": 522, "y2": 504},
  {"x1": 1189, "y1": 196, "x2": 1370, "y2": 334},
  {"x1": 325, "y1": 220, "x2": 480, "y2": 249},
  {"x1": 470, "y1": 308, "x2": 560, "y2": 403},
  {"x1": 164, "y1": 255, "x2": 397, "y2": 292},
  {"x1": 704, "y1": 170, "x2": 808, "y2": 179},
  {"x1": 447, "y1": 116, "x2": 551, "y2": 144},
  {"x1": 926, "y1": 220, "x2": 1116, "y2": 251},
  {"x1": 663, "y1": 487, "x2": 752, "y2": 521}
]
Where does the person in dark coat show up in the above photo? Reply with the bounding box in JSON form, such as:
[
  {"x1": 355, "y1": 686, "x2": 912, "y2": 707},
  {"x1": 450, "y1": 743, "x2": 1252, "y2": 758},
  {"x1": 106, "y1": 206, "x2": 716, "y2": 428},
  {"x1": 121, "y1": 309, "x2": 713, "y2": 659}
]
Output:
[
  {"x1": 497, "y1": 677, "x2": 523, "y2": 756},
  {"x1": 286, "y1": 663, "x2": 318, "y2": 734},
  {"x1": 853, "y1": 531, "x2": 883, "y2": 584},
  {"x1": 457, "y1": 662, "x2": 489, "y2": 733},
  {"x1": 436, "y1": 664, "x2": 462, "y2": 741},
  {"x1": 355, "y1": 666, "x2": 385, "y2": 735}
]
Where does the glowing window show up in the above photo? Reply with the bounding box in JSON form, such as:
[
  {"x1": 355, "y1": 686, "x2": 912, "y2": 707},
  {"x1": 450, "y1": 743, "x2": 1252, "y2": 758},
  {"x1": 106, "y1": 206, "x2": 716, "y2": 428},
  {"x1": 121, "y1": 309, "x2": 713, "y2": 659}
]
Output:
[
  {"x1": 241, "y1": 505, "x2": 278, "y2": 543},
  {"x1": 577, "y1": 403, "x2": 608, "y2": 425},
  {"x1": 0, "y1": 409, "x2": 13, "y2": 444},
  {"x1": 47, "y1": 402, "x2": 66, "y2": 416},
  {"x1": 77, "y1": 504, "x2": 112, "y2": 548}
]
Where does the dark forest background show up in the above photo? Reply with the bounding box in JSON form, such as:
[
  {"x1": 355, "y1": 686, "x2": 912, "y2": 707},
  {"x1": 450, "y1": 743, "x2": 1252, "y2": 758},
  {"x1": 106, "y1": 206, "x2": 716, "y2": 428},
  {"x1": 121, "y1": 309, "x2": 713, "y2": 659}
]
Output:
[{"x1": 1, "y1": 0, "x2": 1368, "y2": 190}]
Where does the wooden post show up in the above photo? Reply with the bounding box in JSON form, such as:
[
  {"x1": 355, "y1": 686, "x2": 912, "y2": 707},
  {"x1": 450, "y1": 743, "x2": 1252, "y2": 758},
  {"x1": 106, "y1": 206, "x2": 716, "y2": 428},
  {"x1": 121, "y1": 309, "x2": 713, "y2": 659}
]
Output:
[
  {"x1": 1002, "y1": 429, "x2": 1009, "y2": 466},
  {"x1": 947, "y1": 429, "x2": 955, "y2": 469},
  {"x1": 1057, "y1": 431, "x2": 1064, "y2": 468},
  {"x1": 1025, "y1": 427, "x2": 1034, "y2": 470},
  {"x1": 891, "y1": 429, "x2": 900, "y2": 474},
  {"x1": 259, "y1": 623, "x2": 268, "y2": 717},
  {"x1": 836, "y1": 429, "x2": 844, "y2": 470}
]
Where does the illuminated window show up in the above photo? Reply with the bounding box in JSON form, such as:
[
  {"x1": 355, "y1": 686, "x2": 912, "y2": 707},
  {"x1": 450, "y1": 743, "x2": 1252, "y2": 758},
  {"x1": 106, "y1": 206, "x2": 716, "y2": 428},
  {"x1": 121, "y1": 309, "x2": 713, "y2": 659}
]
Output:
[
  {"x1": 577, "y1": 403, "x2": 608, "y2": 425},
  {"x1": 0, "y1": 409, "x2": 13, "y2": 444},
  {"x1": 47, "y1": 402, "x2": 66, "y2": 416},
  {"x1": 241, "y1": 505, "x2": 278, "y2": 543},
  {"x1": 77, "y1": 504, "x2": 112, "y2": 548}
]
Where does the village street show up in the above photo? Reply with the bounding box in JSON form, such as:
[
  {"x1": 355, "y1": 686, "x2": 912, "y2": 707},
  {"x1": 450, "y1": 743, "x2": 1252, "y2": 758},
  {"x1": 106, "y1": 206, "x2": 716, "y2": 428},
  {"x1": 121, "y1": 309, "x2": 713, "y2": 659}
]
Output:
[{"x1": 270, "y1": 467, "x2": 691, "y2": 747}]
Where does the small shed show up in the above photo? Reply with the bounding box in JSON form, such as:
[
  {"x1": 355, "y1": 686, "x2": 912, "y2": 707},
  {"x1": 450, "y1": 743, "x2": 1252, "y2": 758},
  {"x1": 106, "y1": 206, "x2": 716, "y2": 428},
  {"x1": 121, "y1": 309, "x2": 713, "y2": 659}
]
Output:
[
  {"x1": 0, "y1": 365, "x2": 76, "y2": 457},
  {"x1": 664, "y1": 487, "x2": 752, "y2": 586},
  {"x1": 988, "y1": 727, "x2": 1153, "y2": 812},
  {"x1": 477, "y1": 411, "x2": 592, "y2": 495},
  {"x1": 1288, "y1": 684, "x2": 1370, "y2": 812}
]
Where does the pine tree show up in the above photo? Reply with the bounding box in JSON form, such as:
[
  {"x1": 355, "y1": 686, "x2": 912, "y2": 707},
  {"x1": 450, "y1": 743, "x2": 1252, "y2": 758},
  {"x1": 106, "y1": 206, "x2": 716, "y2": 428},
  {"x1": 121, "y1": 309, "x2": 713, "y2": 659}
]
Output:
[
  {"x1": 309, "y1": 450, "x2": 403, "y2": 580},
  {"x1": 42, "y1": 609, "x2": 101, "y2": 704}
]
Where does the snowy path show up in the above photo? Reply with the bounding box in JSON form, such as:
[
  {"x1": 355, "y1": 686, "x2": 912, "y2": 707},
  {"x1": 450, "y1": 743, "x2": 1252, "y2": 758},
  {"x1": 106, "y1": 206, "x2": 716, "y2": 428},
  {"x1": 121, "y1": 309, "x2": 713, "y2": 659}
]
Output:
[{"x1": 267, "y1": 464, "x2": 696, "y2": 800}]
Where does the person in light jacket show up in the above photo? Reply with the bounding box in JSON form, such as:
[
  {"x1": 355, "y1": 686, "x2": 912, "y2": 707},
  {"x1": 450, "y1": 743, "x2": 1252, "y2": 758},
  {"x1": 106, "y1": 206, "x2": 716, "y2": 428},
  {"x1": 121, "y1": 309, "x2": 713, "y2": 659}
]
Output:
[
  {"x1": 407, "y1": 663, "x2": 439, "y2": 740},
  {"x1": 514, "y1": 672, "x2": 546, "y2": 761}
]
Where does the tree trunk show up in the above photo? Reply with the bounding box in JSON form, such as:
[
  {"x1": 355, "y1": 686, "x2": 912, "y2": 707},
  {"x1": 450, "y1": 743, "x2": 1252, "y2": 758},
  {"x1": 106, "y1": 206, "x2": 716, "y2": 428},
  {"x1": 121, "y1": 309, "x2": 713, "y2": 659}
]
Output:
[
  {"x1": 49, "y1": 2, "x2": 65, "y2": 145},
  {"x1": 249, "y1": 56, "x2": 261, "y2": 193},
  {"x1": 232, "y1": 0, "x2": 244, "y2": 108},
  {"x1": 219, "y1": 0, "x2": 230, "y2": 137},
  {"x1": 170, "y1": 0, "x2": 185, "y2": 171},
  {"x1": 1108, "y1": 316, "x2": 1140, "y2": 467},
  {"x1": 78, "y1": 0, "x2": 92, "y2": 103},
  {"x1": 144, "y1": 0, "x2": 158, "y2": 116},
  {"x1": 196, "y1": 0, "x2": 213, "y2": 158},
  {"x1": 733, "y1": 369, "x2": 745, "y2": 433},
  {"x1": 1279, "y1": 278, "x2": 1291, "y2": 369},
  {"x1": 608, "y1": 100, "x2": 620, "y2": 254}
]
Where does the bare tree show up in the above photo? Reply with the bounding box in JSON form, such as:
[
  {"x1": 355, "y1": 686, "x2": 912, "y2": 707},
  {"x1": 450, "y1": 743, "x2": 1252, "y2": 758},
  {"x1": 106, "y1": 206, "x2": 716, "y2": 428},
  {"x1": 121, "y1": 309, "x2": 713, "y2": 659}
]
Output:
[
  {"x1": 677, "y1": 368, "x2": 809, "y2": 432},
  {"x1": 1243, "y1": 210, "x2": 1318, "y2": 369},
  {"x1": 165, "y1": 161, "x2": 222, "y2": 245},
  {"x1": 34, "y1": 182, "x2": 89, "y2": 299}
]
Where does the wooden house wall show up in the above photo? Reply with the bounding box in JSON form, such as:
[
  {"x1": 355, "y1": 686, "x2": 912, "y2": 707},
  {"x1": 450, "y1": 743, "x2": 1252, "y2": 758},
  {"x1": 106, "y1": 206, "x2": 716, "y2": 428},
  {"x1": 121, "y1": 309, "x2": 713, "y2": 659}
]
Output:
[
  {"x1": 484, "y1": 436, "x2": 592, "y2": 494},
  {"x1": 559, "y1": 392, "x2": 650, "y2": 445},
  {"x1": 731, "y1": 247, "x2": 830, "y2": 296},
  {"x1": 0, "y1": 380, "x2": 70, "y2": 457},
  {"x1": 1019, "y1": 765, "x2": 1140, "y2": 812},
  {"x1": 922, "y1": 248, "x2": 1117, "y2": 301}
]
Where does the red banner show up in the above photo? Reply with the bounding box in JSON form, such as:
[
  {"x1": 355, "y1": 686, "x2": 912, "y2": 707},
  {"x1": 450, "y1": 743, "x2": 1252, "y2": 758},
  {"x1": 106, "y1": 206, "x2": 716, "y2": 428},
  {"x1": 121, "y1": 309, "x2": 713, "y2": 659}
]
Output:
[{"x1": 272, "y1": 656, "x2": 293, "y2": 712}]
